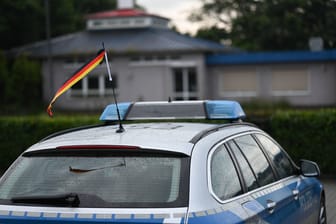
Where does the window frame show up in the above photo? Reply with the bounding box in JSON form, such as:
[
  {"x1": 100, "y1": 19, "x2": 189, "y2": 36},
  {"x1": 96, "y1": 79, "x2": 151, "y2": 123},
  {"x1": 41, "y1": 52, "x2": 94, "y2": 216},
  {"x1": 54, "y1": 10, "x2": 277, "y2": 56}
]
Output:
[
  {"x1": 270, "y1": 67, "x2": 311, "y2": 96},
  {"x1": 207, "y1": 131, "x2": 300, "y2": 203},
  {"x1": 0, "y1": 149, "x2": 190, "y2": 208},
  {"x1": 218, "y1": 69, "x2": 259, "y2": 97},
  {"x1": 172, "y1": 67, "x2": 199, "y2": 100}
]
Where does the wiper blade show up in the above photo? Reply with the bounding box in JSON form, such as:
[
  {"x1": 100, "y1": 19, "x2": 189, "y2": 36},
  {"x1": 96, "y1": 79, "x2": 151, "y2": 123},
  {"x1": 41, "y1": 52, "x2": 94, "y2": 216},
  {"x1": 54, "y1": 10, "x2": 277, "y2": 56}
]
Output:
[
  {"x1": 69, "y1": 162, "x2": 125, "y2": 173},
  {"x1": 11, "y1": 193, "x2": 80, "y2": 207}
]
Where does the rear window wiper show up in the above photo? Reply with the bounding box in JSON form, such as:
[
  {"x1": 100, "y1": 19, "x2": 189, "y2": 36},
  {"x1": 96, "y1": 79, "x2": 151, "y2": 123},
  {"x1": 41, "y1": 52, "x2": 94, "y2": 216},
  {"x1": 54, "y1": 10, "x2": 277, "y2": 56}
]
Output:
[
  {"x1": 69, "y1": 161, "x2": 125, "y2": 174},
  {"x1": 11, "y1": 193, "x2": 80, "y2": 207}
]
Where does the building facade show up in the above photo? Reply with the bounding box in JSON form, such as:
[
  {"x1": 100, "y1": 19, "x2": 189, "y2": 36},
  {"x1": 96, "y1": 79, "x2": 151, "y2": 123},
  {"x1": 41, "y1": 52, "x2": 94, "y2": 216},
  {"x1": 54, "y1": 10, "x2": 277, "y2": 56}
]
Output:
[
  {"x1": 13, "y1": 5, "x2": 236, "y2": 111},
  {"x1": 207, "y1": 51, "x2": 336, "y2": 106},
  {"x1": 11, "y1": 4, "x2": 336, "y2": 110}
]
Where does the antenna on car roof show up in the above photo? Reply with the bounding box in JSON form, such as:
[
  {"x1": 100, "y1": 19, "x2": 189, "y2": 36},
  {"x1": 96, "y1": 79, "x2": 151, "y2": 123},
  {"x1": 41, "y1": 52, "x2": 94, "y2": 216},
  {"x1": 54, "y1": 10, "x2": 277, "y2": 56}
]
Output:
[{"x1": 102, "y1": 42, "x2": 124, "y2": 133}]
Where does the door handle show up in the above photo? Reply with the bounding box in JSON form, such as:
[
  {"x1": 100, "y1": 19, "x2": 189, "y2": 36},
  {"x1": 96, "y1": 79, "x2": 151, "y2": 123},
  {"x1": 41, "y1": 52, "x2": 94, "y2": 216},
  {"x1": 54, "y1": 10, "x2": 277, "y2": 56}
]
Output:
[
  {"x1": 292, "y1": 189, "x2": 299, "y2": 200},
  {"x1": 266, "y1": 199, "x2": 276, "y2": 214}
]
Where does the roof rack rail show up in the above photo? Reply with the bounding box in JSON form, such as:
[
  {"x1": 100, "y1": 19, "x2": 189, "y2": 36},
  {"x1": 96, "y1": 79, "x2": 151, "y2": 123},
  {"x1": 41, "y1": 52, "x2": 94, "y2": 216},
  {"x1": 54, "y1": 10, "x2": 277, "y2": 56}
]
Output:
[{"x1": 189, "y1": 122, "x2": 257, "y2": 144}]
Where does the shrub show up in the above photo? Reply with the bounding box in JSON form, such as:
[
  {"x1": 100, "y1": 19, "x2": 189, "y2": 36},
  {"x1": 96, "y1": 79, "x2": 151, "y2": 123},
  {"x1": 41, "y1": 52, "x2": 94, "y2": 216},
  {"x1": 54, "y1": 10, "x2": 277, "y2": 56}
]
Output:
[
  {"x1": 8, "y1": 55, "x2": 41, "y2": 104},
  {"x1": 0, "y1": 115, "x2": 99, "y2": 171},
  {"x1": 0, "y1": 51, "x2": 9, "y2": 106},
  {"x1": 0, "y1": 109, "x2": 335, "y2": 175},
  {"x1": 268, "y1": 109, "x2": 336, "y2": 175},
  {"x1": 0, "y1": 55, "x2": 42, "y2": 114}
]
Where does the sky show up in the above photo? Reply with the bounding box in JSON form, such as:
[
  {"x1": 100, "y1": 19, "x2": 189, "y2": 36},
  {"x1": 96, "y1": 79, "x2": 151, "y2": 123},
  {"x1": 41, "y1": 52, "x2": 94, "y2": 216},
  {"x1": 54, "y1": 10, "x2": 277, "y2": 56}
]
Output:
[{"x1": 136, "y1": 0, "x2": 205, "y2": 34}]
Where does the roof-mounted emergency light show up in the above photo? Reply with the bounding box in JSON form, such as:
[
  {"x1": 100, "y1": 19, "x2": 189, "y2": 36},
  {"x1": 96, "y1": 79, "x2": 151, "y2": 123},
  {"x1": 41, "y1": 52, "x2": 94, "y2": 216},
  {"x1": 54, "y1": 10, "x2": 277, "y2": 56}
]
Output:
[
  {"x1": 99, "y1": 102, "x2": 132, "y2": 121},
  {"x1": 205, "y1": 100, "x2": 245, "y2": 120},
  {"x1": 99, "y1": 100, "x2": 246, "y2": 122}
]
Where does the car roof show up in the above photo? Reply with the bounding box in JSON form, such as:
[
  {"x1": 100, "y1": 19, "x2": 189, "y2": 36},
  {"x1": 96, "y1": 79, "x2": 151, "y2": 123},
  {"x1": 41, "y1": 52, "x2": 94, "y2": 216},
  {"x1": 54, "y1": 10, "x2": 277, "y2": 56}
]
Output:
[
  {"x1": 25, "y1": 100, "x2": 257, "y2": 155},
  {"x1": 27, "y1": 122, "x2": 259, "y2": 156},
  {"x1": 26, "y1": 122, "x2": 223, "y2": 155}
]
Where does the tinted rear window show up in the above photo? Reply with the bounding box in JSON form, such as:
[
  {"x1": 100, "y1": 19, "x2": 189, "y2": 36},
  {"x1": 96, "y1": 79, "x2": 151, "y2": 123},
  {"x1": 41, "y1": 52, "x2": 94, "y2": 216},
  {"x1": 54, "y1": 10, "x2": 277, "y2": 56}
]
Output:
[{"x1": 0, "y1": 150, "x2": 189, "y2": 208}]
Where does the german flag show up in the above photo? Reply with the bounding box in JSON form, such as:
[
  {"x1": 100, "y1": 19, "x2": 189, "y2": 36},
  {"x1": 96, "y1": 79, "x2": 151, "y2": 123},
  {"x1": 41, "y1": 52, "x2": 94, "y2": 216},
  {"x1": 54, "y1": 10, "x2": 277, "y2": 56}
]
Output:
[{"x1": 47, "y1": 49, "x2": 106, "y2": 117}]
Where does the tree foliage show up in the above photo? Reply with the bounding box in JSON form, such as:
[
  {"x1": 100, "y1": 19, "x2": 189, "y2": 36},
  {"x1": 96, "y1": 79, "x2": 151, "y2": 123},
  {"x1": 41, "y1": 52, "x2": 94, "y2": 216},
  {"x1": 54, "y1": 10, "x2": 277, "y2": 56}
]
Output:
[
  {"x1": 0, "y1": 55, "x2": 41, "y2": 114},
  {"x1": 195, "y1": 26, "x2": 230, "y2": 43},
  {"x1": 0, "y1": 0, "x2": 116, "y2": 50},
  {"x1": 0, "y1": 0, "x2": 45, "y2": 50},
  {"x1": 0, "y1": 51, "x2": 9, "y2": 105},
  {"x1": 7, "y1": 55, "x2": 41, "y2": 105},
  {"x1": 192, "y1": 0, "x2": 336, "y2": 51}
]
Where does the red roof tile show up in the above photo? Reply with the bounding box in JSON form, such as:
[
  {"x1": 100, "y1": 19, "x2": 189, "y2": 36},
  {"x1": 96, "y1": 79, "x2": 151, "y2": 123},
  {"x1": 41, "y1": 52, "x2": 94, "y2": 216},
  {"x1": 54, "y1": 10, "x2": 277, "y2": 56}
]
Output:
[{"x1": 86, "y1": 9, "x2": 168, "y2": 20}]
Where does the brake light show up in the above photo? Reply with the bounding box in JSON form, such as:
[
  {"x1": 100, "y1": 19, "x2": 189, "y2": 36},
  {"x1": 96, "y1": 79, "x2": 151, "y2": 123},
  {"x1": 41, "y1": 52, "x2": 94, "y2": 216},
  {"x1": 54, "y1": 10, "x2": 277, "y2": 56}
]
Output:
[{"x1": 56, "y1": 145, "x2": 140, "y2": 150}]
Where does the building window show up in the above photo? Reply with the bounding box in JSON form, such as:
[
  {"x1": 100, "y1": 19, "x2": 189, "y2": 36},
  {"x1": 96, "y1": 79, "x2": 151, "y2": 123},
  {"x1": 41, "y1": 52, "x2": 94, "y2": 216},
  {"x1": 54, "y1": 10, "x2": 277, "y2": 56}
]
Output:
[
  {"x1": 135, "y1": 18, "x2": 145, "y2": 24},
  {"x1": 219, "y1": 70, "x2": 258, "y2": 97},
  {"x1": 64, "y1": 58, "x2": 88, "y2": 67},
  {"x1": 120, "y1": 19, "x2": 130, "y2": 25},
  {"x1": 93, "y1": 20, "x2": 103, "y2": 26},
  {"x1": 271, "y1": 68, "x2": 310, "y2": 96},
  {"x1": 129, "y1": 55, "x2": 182, "y2": 64},
  {"x1": 105, "y1": 76, "x2": 117, "y2": 89},
  {"x1": 87, "y1": 76, "x2": 99, "y2": 96},
  {"x1": 70, "y1": 74, "x2": 117, "y2": 98},
  {"x1": 173, "y1": 67, "x2": 198, "y2": 100},
  {"x1": 71, "y1": 80, "x2": 82, "y2": 90}
]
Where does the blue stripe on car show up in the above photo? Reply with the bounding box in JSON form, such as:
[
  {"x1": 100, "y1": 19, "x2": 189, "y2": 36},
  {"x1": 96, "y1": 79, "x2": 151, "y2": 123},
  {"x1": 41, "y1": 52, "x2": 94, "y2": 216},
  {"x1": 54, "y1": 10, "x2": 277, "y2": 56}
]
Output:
[
  {"x1": 0, "y1": 213, "x2": 168, "y2": 223},
  {"x1": 188, "y1": 210, "x2": 244, "y2": 224}
]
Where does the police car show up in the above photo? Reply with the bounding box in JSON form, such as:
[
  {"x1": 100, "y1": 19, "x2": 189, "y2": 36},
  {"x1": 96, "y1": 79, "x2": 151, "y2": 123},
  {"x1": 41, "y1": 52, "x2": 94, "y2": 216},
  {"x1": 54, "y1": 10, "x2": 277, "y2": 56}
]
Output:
[{"x1": 0, "y1": 100, "x2": 326, "y2": 224}]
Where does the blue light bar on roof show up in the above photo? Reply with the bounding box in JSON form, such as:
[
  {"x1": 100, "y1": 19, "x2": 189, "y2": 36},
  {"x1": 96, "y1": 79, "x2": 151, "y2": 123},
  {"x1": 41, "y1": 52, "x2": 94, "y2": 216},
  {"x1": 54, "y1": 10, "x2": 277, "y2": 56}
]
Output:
[
  {"x1": 100, "y1": 100, "x2": 245, "y2": 121},
  {"x1": 205, "y1": 100, "x2": 245, "y2": 120},
  {"x1": 99, "y1": 102, "x2": 131, "y2": 121}
]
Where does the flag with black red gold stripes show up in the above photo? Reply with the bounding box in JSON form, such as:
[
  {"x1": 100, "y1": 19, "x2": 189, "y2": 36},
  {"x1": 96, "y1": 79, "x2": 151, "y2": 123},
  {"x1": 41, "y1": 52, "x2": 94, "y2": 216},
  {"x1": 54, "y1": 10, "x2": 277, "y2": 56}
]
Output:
[{"x1": 46, "y1": 49, "x2": 105, "y2": 117}]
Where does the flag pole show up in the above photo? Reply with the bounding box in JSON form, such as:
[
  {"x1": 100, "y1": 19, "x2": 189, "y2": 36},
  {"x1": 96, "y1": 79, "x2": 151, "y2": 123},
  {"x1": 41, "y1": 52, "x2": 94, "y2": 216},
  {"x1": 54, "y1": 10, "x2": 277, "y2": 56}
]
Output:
[{"x1": 102, "y1": 43, "x2": 124, "y2": 133}]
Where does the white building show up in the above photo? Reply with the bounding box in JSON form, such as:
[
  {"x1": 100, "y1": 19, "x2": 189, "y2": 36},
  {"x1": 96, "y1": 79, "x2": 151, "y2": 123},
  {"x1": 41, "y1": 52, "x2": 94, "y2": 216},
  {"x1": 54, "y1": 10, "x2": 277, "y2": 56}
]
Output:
[{"x1": 11, "y1": 3, "x2": 336, "y2": 109}]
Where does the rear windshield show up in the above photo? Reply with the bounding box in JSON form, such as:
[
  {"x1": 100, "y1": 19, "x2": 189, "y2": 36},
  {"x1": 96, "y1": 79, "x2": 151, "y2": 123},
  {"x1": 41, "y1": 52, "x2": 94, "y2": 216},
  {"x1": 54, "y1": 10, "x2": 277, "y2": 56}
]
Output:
[{"x1": 0, "y1": 149, "x2": 189, "y2": 208}]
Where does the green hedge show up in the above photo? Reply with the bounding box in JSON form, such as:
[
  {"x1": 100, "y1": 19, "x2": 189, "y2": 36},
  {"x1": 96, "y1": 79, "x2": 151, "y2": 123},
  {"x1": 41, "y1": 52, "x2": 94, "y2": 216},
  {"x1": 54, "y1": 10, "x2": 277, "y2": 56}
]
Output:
[
  {"x1": 0, "y1": 109, "x2": 335, "y2": 175},
  {"x1": 0, "y1": 115, "x2": 99, "y2": 171},
  {"x1": 266, "y1": 109, "x2": 336, "y2": 175}
]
